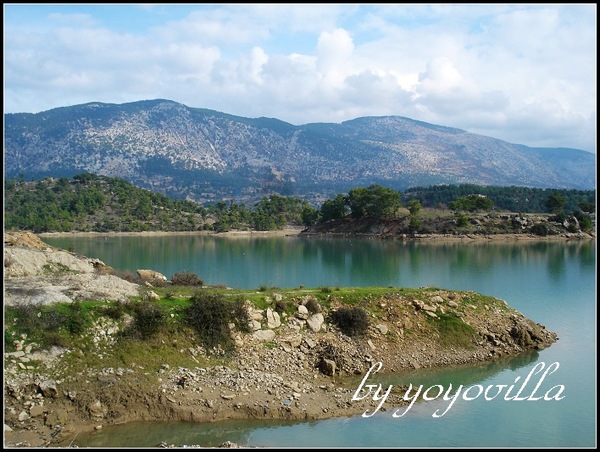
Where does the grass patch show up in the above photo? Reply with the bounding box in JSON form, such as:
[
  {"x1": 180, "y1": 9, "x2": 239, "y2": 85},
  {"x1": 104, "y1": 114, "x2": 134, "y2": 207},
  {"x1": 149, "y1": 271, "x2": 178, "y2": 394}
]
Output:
[
  {"x1": 431, "y1": 312, "x2": 477, "y2": 349},
  {"x1": 42, "y1": 262, "x2": 75, "y2": 274}
]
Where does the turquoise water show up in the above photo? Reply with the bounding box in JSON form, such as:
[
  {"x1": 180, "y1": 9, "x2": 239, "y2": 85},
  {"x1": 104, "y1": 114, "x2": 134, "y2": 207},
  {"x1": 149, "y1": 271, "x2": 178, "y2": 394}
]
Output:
[{"x1": 43, "y1": 235, "x2": 596, "y2": 447}]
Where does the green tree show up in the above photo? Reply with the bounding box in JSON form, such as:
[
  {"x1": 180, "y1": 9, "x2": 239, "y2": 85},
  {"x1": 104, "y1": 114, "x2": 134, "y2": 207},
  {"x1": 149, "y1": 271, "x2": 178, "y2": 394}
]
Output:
[
  {"x1": 319, "y1": 194, "x2": 349, "y2": 222},
  {"x1": 301, "y1": 205, "x2": 319, "y2": 227},
  {"x1": 407, "y1": 199, "x2": 422, "y2": 216},
  {"x1": 347, "y1": 185, "x2": 400, "y2": 219},
  {"x1": 545, "y1": 193, "x2": 567, "y2": 214},
  {"x1": 449, "y1": 194, "x2": 494, "y2": 212}
]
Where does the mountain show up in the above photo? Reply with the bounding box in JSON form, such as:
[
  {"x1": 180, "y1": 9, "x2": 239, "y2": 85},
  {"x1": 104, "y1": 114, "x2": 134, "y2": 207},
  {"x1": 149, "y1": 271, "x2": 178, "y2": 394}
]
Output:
[{"x1": 4, "y1": 99, "x2": 596, "y2": 204}]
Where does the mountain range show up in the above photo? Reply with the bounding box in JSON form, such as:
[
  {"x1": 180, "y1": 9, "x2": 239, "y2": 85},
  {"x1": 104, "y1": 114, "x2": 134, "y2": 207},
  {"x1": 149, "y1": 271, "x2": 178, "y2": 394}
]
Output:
[{"x1": 4, "y1": 99, "x2": 595, "y2": 204}]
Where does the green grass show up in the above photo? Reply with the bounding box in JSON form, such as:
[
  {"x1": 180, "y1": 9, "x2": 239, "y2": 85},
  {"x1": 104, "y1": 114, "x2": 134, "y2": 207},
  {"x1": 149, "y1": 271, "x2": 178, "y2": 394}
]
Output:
[
  {"x1": 430, "y1": 312, "x2": 477, "y2": 349},
  {"x1": 5, "y1": 285, "x2": 516, "y2": 379}
]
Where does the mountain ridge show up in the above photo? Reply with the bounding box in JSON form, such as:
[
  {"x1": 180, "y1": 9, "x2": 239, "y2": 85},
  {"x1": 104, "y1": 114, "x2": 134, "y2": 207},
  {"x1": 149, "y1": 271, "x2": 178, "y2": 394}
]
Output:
[{"x1": 4, "y1": 99, "x2": 595, "y2": 204}]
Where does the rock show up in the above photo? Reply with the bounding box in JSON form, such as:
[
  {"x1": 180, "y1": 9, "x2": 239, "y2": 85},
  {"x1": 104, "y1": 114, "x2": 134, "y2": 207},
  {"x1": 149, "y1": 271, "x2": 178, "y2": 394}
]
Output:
[
  {"x1": 137, "y1": 269, "x2": 167, "y2": 284},
  {"x1": 447, "y1": 300, "x2": 459, "y2": 308},
  {"x1": 431, "y1": 295, "x2": 444, "y2": 303},
  {"x1": 38, "y1": 380, "x2": 58, "y2": 398},
  {"x1": 266, "y1": 308, "x2": 281, "y2": 329},
  {"x1": 296, "y1": 305, "x2": 309, "y2": 320},
  {"x1": 88, "y1": 400, "x2": 106, "y2": 419},
  {"x1": 320, "y1": 358, "x2": 336, "y2": 376},
  {"x1": 303, "y1": 337, "x2": 316, "y2": 349},
  {"x1": 146, "y1": 290, "x2": 160, "y2": 302},
  {"x1": 376, "y1": 324, "x2": 389, "y2": 335},
  {"x1": 249, "y1": 309, "x2": 264, "y2": 321},
  {"x1": 18, "y1": 411, "x2": 30, "y2": 421},
  {"x1": 306, "y1": 313, "x2": 324, "y2": 332},
  {"x1": 4, "y1": 424, "x2": 13, "y2": 432},
  {"x1": 29, "y1": 405, "x2": 45, "y2": 417},
  {"x1": 252, "y1": 330, "x2": 275, "y2": 342}
]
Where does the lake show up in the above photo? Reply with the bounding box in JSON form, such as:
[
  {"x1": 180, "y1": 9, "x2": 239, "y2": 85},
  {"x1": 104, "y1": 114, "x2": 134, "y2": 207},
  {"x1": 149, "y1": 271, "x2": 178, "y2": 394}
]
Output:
[{"x1": 42, "y1": 234, "x2": 596, "y2": 448}]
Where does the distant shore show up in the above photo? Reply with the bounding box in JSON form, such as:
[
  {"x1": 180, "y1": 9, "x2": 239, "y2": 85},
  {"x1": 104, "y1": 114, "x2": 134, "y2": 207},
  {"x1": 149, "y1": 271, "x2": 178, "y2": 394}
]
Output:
[
  {"x1": 37, "y1": 228, "x2": 595, "y2": 242},
  {"x1": 38, "y1": 227, "x2": 305, "y2": 238}
]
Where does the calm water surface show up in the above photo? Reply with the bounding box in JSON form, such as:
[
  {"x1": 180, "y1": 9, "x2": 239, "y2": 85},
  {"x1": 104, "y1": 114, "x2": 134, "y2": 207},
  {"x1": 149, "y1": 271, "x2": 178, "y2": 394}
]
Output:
[{"x1": 44, "y1": 235, "x2": 596, "y2": 448}]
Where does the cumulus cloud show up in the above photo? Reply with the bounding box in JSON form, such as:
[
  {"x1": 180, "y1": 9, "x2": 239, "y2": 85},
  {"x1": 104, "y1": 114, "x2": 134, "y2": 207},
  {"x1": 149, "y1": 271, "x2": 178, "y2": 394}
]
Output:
[{"x1": 3, "y1": 4, "x2": 596, "y2": 152}]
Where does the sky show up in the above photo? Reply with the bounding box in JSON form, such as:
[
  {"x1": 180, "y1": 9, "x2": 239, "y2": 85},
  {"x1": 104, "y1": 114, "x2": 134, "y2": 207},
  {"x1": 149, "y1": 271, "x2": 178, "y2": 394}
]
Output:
[{"x1": 3, "y1": 3, "x2": 597, "y2": 153}]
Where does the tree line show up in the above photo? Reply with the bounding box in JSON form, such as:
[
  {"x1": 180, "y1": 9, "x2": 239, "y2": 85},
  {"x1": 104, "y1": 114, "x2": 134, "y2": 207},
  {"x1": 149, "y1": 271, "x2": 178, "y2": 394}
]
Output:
[{"x1": 4, "y1": 174, "x2": 595, "y2": 233}]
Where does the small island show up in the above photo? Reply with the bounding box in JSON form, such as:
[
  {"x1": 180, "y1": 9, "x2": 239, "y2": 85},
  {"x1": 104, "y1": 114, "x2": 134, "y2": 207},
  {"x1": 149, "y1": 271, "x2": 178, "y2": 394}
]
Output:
[{"x1": 4, "y1": 231, "x2": 558, "y2": 447}]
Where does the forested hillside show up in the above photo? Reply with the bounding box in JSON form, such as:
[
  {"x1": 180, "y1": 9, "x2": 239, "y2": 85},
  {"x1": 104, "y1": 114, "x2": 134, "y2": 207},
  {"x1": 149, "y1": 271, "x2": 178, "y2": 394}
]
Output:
[{"x1": 4, "y1": 174, "x2": 595, "y2": 235}]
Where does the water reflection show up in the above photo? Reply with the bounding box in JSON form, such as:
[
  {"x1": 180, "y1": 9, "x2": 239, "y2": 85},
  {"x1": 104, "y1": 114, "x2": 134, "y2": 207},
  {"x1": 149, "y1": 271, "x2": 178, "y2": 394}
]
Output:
[{"x1": 42, "y1": 235, "x2": 594, "y2": 293}]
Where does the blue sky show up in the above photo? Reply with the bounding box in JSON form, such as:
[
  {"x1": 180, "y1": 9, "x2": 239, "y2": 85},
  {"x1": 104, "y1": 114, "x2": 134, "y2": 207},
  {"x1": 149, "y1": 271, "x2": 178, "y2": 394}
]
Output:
[{"x1": 3, "y1": 3, "x2": 597, "y2": 153}]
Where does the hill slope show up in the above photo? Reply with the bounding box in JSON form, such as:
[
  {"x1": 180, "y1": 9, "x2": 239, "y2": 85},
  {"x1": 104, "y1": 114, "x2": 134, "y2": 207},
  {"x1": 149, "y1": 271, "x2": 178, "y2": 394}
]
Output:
[{"x1": 4, "y1": 99, "x2": 596, "y2": 203}]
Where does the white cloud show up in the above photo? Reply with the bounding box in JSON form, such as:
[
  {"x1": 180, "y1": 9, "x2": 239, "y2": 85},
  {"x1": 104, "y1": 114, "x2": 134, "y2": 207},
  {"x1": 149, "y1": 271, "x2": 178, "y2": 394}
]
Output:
[{"x1": 3, "y1": 4, "x2": 596, "y2": 153}]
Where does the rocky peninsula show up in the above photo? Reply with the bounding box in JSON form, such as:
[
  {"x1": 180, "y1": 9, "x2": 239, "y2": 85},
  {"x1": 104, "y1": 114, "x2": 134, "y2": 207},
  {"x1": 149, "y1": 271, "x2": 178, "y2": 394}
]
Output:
[{"x1": 4, "y1": 231, "x2": 559, "y2": 447}]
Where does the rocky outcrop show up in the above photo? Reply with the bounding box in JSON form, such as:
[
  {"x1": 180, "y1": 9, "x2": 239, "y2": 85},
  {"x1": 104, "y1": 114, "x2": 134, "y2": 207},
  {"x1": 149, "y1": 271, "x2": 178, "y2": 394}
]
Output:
[{"x1": 4, "y1": 232, "x2": 141, "y2": 305}]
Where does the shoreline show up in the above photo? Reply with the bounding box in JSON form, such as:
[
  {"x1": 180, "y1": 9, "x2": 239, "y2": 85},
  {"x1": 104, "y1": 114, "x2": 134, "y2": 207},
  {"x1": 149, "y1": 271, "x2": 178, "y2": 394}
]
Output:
[
  {"x1": 37, "y1": 229, "x2": 595, "y2": 242},
  {"x1": 37, "y1": 227, "x2": 305, "y2": 239}
]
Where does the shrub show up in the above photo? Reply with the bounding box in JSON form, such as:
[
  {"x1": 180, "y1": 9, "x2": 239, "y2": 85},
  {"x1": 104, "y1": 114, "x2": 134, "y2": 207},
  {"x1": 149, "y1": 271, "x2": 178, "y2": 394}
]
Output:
[
  {"x1": 305, "y1": 297, "x2": 321, "y2": 314},
  {"x1": 530, "y1": 223, "x2": 549, "y2": 236},
  {"x1": 6, "y1": 302, "x2": 89, "y2": 349},
  {"x1": 164, "y1": 289, "x2": 177, "y2": 300},
  {"x1": 171, "y1": 271, "x2": 204, "y2": 286},
  {"x1": 103, "y1": 303, "x2": 125, "y2": 320},
  {"x1": 275, "y1": 300, "x2": 288, "y2": 313},
  {"x1": 454, "y1": 213, "x2": 468, "y2": 227},
  {"x1": 184, "y1": 292, "x2": 250, "y2": 352},
  {"x1": 125, "y1": 302, "x2": 165, "y2": 339},
  {"x1": 115, "y1": 270, "x2": 141, "y2": 283},
  {"x1": 65, "y1": 302, "x2": 87, "y2": 335},
  {"x1": 577, "y1": 214, "x2": 592, "y2": 233},
  {"x1": 329, "y1": 306, "x2": 369, "y2": 337}
]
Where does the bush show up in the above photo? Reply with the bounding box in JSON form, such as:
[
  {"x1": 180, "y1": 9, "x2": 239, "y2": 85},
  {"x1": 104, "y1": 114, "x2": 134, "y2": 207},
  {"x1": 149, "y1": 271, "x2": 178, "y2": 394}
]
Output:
[
  {"x1": 275, "y1": 300, "x2": 288, "y2": 313},
  {"x1": 125, "y1": 302, "x2": 165, "y2": 339},
  {"x1": 329, "y1": 306, "x2": 369, "y2": 337},
  {"x1": 184, "y1": 292, "x2": 250, "y2": 352},
  {"x1": 65, "y1": 302, "x2": 87, "y2": 335},
  {"x1": 530, "y1": 223, "x2": 549, "y2": 236},
  {"x1": 6, "y1": 302, "x2": 88, "y2": 349},
  {"x1": 103, "y1": 303, "x2": 125, "y2": 320},
  {"x1": 454, "y1": 213, "x2": 468, "y2": 227},
  {"x1": 305, "y1": 297, "x2": 321, "y2": 314},
  {"x1": 577, "y1": 214, "x2": 592, "y2": 233},
  {"x1": 171, "y1": 271, "x2": 204, "y2": 286}
]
